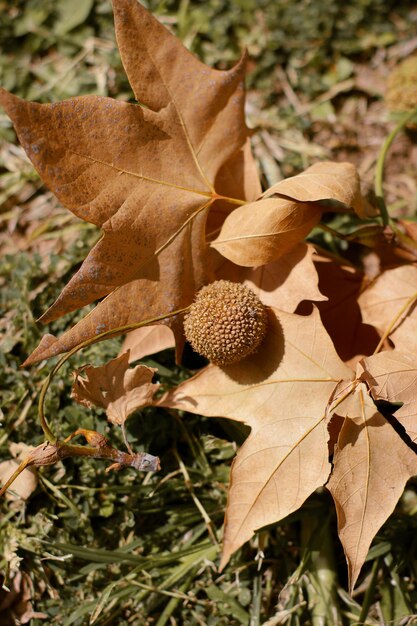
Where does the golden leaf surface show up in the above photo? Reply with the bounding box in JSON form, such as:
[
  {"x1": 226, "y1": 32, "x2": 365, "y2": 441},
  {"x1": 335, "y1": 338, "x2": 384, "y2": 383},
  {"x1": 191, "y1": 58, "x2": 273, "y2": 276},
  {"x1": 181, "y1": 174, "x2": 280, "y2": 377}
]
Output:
[
  {"x1": 119, "y1": 242, "x2": 325, "y2": 362},
  {"x1": 359, "y1": 351, "x2": 417, "y2": 442},
  {"x1": 327, "y1": 383, "x2": 417, "y2": 592},
  {"x1": 0, "y1": 461, "x2": 37, "y2": 502},
  {"x1": 310, "y1": 254, "x2": 380, "y2": 364},
  {"x1": 71, "y1": 351, "x2": 159, "y2": 425},
  {"x1": 159, "y1": 307, "x2": 353, "y2": 568},
  {"x1": 211, "y1": 162, "x2": 364, "y2": 266},
  {"x1": 120, "y1": 325, "x2": 175, "y2": 363},
  {"x1": 0, "y1": 0, "x2": 259, "y2": 365},
  {"x1": 216, "y1": 243, "x2": 326, "y2": 311},
  {"x1": 358, "y1": 264, "x2": 417, "y2": 353}
]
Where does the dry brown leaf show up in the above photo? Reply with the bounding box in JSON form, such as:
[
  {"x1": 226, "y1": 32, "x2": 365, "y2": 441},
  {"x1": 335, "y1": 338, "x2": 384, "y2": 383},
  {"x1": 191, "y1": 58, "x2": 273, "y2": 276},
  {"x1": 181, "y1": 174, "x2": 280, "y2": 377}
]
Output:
[
  {"x1": 211, "y1": 161, "x2": 364, "y2": 266},
  {"x1": 262, "y1": 161, "x2": 365, "y2": 217},
  {"x1": 0, "y1": 461, "x2": 37, "y2": 501},
  {"x1": 0, "y1": 572, "x2": 47, "y2": 625},
  {"x1": 358, "y1": 264, "x2": 417, "y2": 353},
  {"x1": 160, "y1": 307, "x2": 353, "y2": 568},
  {"x1": 118, "y1": 242, "x2": 326, "y2": 361},
  {"x1": 303, "y1": 254, "x2": 380, "y2": 364},
  {"x1": 120, "y1": 325, "x2": 175, "y2": 363},
  {"x1": 0, "y1": 443, "x2": 38, "y2": 502},
  {"x1": 0, "y1": 0, "x2": 258, "y2": 365},
  {"x1": 71, "y1": 351, "x2": 158, "y2": 425},
  {"x1": 23, "y1": 232, "x2": 202, "y2": 365},
  {"x1": 211, "y1": 197, "x2": 322, "y2": 266},
  {"x1": 359, "y1": 351, "x2": 417, "y2": 442},
  {"x1": 327, "y1": 383, "x2": 417, "y2": 592},
  {"x1": 216, "y1": 243, "x2": 326, "y2": 312}
]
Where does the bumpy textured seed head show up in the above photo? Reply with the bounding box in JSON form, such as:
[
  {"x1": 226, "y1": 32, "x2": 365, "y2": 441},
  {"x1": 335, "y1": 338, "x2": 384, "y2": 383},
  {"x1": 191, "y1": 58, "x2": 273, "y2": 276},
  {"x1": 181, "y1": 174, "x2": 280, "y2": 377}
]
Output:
[
  {"x1": 184, "y1": 280, "x2": 268, "y2": 365},
  {"x1": 386, "y1": 56, "x2": 417, "y2": 128}
]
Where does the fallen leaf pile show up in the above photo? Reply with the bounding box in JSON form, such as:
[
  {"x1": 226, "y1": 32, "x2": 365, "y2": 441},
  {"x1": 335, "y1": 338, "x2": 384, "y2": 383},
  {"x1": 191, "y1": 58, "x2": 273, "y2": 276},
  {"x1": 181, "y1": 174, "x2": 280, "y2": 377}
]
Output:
[{"x1": 2, "y1": 0, "x2": 417, "y2": 593}]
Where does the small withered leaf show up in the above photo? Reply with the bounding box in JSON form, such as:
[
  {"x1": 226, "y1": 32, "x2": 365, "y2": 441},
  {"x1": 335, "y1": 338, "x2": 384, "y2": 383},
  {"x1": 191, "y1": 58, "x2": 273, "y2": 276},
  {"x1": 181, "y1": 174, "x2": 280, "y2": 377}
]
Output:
[{"x1": 71, "y1": 351, "x2": 159, "y2": 426}]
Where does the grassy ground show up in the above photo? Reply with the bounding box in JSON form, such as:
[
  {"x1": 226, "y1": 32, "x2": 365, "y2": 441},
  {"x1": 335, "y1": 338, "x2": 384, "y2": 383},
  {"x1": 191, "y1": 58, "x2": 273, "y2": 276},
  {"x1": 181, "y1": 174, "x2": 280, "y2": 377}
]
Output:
[{"x1": 1, "y1": 0, "x2": 417, "y2": 624}]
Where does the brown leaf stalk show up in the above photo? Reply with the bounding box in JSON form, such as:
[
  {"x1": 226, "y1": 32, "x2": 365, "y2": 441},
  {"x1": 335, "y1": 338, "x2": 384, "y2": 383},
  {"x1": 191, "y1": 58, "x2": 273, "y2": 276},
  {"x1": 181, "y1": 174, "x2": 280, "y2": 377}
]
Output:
[
  {"x1": 373, "y1": 290, "x2": 417, "y2": 354},
  {"x1": 37, "y1": 306, "x2": 191, "y2": 445},
  {"x1": 0, "y1": 430, "x2": 160, "y2": 498}
]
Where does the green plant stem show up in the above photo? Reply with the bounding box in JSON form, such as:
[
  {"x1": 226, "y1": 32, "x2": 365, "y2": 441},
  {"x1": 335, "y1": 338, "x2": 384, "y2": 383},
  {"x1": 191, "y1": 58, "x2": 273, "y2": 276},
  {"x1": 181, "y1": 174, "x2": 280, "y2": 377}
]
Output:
[
  {"x1": 374, "y1": 108, "x2": 417, "y2": 227},
  {"x1": 317, "y1": 223, "x2": 350, "y2": 240},
  {"x1": 38, "y1": 306, "x2": 191, "y2": 444},
  {"x1": 155, "y1": 574, "x2": 194, "y2": 626},
  {"x1": 250, "y1": 570, "x2": 262, "y2": 626},
  {"x1": 174, "y1": 448, "x2": 219, "y2": 545},
  {"x1": 357, "y1": 557, "x2": 381, "y2": 624},
  {"x1": 301, "y1": 513, "x2": 341, "y2": 626}
]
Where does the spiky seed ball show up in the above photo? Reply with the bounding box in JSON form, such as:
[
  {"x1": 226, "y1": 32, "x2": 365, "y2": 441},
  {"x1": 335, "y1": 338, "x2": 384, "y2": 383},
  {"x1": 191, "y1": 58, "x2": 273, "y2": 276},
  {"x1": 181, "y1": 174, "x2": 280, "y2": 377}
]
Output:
[
  {"x1": 184, "y1": 280, "x2": 268, "y2": 366},
  {"x1": 386, "y1": 56, "x2": 417, "y2": 128}
]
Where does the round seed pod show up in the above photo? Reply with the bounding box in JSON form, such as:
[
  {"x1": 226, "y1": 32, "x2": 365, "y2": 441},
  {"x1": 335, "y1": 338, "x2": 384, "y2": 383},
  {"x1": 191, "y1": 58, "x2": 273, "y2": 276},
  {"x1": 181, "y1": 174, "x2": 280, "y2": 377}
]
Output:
[
  {"x1": 184, "y1": 280, "x2": 268, "y2": 365},
  {"x1": 386, "y1": 56, "x2": 417, "y2": 128}
]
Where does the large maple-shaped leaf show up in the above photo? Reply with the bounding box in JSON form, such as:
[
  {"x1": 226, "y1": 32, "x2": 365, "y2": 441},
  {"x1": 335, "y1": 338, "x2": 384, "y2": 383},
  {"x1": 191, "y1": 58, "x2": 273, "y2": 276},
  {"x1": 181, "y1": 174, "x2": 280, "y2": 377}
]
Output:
[
  {"x1": 0, "y1": 0, "x2": 257, "y2": 364},
  {"x1": 159, "y1": 307, "x2": 353, "y2": 568},
  {"x1": 327, "y1": 383, "x2": 417, "y2": 592}
]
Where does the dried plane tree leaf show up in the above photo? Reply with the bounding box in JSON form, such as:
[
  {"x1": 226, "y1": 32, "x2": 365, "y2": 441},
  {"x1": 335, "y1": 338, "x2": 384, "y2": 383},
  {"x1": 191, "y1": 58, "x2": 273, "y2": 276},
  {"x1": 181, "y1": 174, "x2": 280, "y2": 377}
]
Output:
[
  {"x1": 0, "y1": 0, "x2": 258, "y2": 365},
  {"x1": 0, "y1": 572, "x2": 47, "y2": 625},
  {"x1": 327, "y1": 383, "x2": 417, "y2": 592},
  {"x1": 120, "y1": 242, "x2": 326, "y2": 361},
  {"x1": 71, "y1": 351, "x2": 158, "y2": 425},
  {"x1": 216, "y1": 243, "x2": 326, "y2": 312},
  {"x1": 0, "y1": 461, "x2": 37, "y2": 501},
  {"x1": 120, "y1": 241, "x2": 326, "y2": 361},
  {"x1": 358, "y1": 264, "x2": 417, "y2": 353},
  {"x1": 0, "y1": 443, "x2": 38, "y2": 502},
  {"x1": 308, "y1": 254, "x2": 380, "y2": 364},
  {"x1": 5, "y1": 0, "x2": 412, "y2": 598},
  {"x1": 160, "y1": 307, "x2": 353, "y2": 568},
  {"x1": 262, "y1": 161, "x2": 365, "y2": 217},
  {"x1": 211, "y1": 197, "x2": 322, "y2": 267},
  {"x1": 23, "y1": 230, "x2": 202, "y2": 365},
  {"x1": 211, "y1": 161, "x2": 364, "y2": 266},
  {"x1": 120, "y1": 325, "x2": 175, "y2": 363},
  {"x1": 359, "y1": 351, "x2": 417, "y2": 442}
]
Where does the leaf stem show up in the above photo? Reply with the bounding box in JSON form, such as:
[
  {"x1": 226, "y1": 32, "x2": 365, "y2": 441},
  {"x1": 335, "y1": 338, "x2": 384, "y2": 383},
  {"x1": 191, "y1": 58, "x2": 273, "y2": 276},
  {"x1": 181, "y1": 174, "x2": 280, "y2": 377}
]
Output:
[
  {"x1": 317, "y1": 223, "x2": 350, "y2": 240},
  {"x1": 215, "y1": 194, "x2": 248, "y2": 206},
  {"x1": 173, "y1": 448, "x2": 219, "y2": 546},
  {"x1": 374, "y1": 108, "x2": 417, "y2": 227},
  {"x1": 357, "y1": 556, "x2": 381, "y2": 624},
  {"x1": 372, "y1": 290, "x2": 417, "y2": 355},
  {"x1": 121, "y1": 422, "x2": 134, "y2": 455},
  {"x1": 38, "y1": 306, "x2": 191, "y2": 444},
  {"x1": 301, "y1": 513, "x2": 341, "y2": 626}
]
